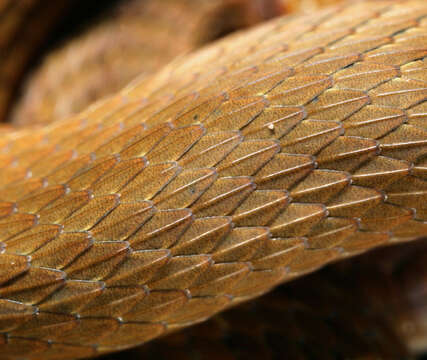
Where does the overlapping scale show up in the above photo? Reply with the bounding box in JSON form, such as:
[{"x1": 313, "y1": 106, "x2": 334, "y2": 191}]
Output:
[{"x1": 0, "y1": 1, "x2": 426, "y2": 358}]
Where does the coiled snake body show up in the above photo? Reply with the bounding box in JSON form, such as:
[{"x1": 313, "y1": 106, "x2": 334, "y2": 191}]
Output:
[{"x1": 0, "y1": 1, "x2": 426, "y2": 359}]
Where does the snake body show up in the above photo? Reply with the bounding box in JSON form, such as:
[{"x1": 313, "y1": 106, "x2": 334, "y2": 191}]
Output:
[
  {"x1": 10, "y1": 0, "x2": 276, "y2": 127},
  {"x1": 0, "y1": 0, "x2": 426, "y2": 359},
  {"x1": 138, "y1": 240, "x2": 427, "y2": 359}
]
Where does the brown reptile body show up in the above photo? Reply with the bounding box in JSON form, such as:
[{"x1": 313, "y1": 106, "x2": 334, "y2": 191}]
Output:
[
  {"x1": 0, "y1": 0, "x2": 426, "y2": 359},
  {"x1": 135, "y1": 240, "x2": 427, "y2": 359}
]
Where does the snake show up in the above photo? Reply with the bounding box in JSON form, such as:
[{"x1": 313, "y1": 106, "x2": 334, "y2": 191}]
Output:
[{"x1": 0, "y1": 0, "x2": 426, "y2": 359}]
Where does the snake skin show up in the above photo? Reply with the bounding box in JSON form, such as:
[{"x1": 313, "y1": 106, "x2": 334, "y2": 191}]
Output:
[
  {"x1": 0, "y1": 0, "x2": 426, "y2": 359},
  {"x1": 131, "y1": 239, "x2": 427, "y2": 360}
]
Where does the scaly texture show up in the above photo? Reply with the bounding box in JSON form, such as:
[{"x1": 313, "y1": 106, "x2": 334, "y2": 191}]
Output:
[
  {"x1": 134, "y1": 239, "x2": 427, "y2": 359},
  {"x1": 0, "y1": 1, "x2": 426, "y2": 359}
]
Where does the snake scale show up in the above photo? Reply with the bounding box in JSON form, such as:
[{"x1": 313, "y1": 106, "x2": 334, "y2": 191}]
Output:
[{"x1": 0, "y1": 0, "x2": 426, "y2": 359}]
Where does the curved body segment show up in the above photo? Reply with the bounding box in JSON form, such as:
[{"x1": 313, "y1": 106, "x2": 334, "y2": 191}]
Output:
[{"x1": 0, "y1": 1, "x2": 426, "y2": 358}]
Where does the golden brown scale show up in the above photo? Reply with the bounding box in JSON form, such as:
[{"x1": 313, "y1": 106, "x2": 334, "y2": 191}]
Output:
[
  {"x1": 0, "y1": 1, "x2": 426, "y2": 359},
  {"x1": 279, "y1": 0, "x2": 345, "y2": 14},
  {"x1": 129, "y1": 240, "x2": 427, "y2": 360}
]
